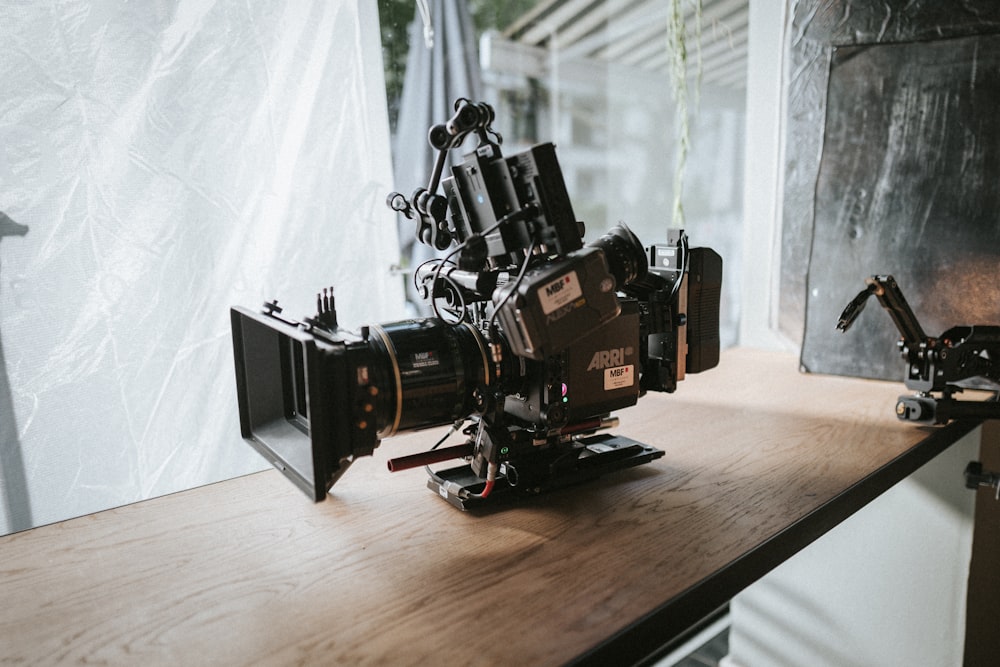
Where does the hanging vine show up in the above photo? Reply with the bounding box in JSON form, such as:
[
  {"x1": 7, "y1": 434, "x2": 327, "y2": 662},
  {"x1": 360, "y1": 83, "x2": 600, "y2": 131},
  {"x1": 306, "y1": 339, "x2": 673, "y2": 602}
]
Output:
[{"x1": 666, "y1": 0, "x2": 703, "y2": 229}]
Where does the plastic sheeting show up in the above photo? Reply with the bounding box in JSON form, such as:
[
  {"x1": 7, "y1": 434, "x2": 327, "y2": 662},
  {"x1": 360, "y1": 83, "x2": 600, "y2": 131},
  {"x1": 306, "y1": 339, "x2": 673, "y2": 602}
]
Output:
[{"x1": 0, "y1": 1, "x2": 405, "y2": 534}]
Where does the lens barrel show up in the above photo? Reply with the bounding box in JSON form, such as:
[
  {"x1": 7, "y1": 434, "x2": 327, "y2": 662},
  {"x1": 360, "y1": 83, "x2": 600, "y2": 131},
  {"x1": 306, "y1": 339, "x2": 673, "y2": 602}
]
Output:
[
  {"x1": 367, "y1": 319, "x2": 492, "y2": 438},
  {"x1": 589, "y1": 223, "x2": 648, "y2": 289}
]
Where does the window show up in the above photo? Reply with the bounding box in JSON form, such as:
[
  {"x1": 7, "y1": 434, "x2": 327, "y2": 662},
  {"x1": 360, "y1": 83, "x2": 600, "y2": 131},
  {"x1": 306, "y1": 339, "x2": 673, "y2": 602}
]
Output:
[{"x1": 379, "y1": 0, "x2": 746, "y2": 346}]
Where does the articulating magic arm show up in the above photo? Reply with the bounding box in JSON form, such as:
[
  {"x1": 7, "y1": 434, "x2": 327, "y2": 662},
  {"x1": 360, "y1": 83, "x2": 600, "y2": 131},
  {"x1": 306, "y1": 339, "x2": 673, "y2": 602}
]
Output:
[
  {"x1": 837, "y1": 275, "x2": 927, "y2": 358},
  {"x1": 837, "y1": 275, "x2": 1000, "y2": 424},
  {"x1": 386, "y1": 98, "x2": 501, "y2": 251}
]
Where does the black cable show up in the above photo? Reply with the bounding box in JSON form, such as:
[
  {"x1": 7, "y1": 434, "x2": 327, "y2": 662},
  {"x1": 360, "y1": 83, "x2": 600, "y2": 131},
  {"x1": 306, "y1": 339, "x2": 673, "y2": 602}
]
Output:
[
  {"x1": 422, "y1": 206, "x2": 537, "y2": 326},
  {"x1": 669, "y1": 234, "x2": 689, "y2": 301},
  {"x1": 413, "y1": 257, "x2": 451, "y2": 298},
  {"x1": 423, "y1": 420, "x2": 464, "y2": 485},
  {"x1": 490, "y1": 241, "x2": 537, "y2": 332},
  {"x1": 430, "y1": 244, "x2": 468, "y2": 324}
]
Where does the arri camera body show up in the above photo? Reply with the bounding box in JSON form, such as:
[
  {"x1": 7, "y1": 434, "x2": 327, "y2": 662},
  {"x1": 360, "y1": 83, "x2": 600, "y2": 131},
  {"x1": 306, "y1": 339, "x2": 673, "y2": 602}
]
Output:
[{"x1": 231, "y1": 99, "x2": 722, "y2": 508}]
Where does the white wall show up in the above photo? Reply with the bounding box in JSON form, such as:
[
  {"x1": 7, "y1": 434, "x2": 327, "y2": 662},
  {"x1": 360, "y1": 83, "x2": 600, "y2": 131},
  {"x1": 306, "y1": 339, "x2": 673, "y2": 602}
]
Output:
[
  {"x1": 724, "y1": 427, "x2": 977, "y2": 667},
  {"x1": 740, "y1": 0, "x2": 794, "y2": 351}
]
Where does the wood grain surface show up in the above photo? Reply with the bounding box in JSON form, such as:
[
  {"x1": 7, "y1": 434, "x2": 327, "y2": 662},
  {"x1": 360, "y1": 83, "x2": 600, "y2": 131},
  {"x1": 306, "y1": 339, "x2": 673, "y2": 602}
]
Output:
[{"x1": 0, "y1": 349, "x2": 969, "y2": 665}]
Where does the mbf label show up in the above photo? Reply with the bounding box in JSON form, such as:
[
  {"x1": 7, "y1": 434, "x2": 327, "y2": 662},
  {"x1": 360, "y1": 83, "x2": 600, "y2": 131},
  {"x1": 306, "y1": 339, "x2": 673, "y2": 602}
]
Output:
[
  {"x1": 604, "y1": 365, "x2": 634, "y2": 390},
  {"x1": 539, "y1": 271, "x2": 583, "y2": 314},
  {"x1": 409, "y1": 350, "x2": 439, "y2": 369}
]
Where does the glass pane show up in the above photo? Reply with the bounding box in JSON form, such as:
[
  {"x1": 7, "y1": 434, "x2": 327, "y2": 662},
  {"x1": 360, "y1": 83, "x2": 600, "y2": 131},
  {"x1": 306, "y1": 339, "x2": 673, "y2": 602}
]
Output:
[{"x1": 378, "y1": 0, "x2": 746, "y2": 347}]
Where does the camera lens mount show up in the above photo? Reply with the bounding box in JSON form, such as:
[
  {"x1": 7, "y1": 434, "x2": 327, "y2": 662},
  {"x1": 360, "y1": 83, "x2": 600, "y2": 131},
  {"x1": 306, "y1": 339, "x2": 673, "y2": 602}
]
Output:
[{"x1": 589, "y1": 223, "x2": 648, "y2": 290}]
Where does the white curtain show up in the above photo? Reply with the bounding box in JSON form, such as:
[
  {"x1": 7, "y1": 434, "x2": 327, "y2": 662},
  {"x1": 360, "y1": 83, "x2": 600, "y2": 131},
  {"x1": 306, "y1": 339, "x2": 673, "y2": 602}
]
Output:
[{"x1": 0, "y1": 1, "x2": 405, "y2": 534}]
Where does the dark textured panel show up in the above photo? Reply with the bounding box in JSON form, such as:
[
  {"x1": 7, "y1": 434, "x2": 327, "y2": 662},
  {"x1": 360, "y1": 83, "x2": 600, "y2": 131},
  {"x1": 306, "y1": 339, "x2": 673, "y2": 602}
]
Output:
[
  {"x1": 780, "y1": 0, "x2": 1000, "y2": 344},
  {"x1": 796, "y1": 0, "x2": 1000, "y2": 46},
  {"x1": 800, "y1": 35, "x2": 1000, "y2": 380}
]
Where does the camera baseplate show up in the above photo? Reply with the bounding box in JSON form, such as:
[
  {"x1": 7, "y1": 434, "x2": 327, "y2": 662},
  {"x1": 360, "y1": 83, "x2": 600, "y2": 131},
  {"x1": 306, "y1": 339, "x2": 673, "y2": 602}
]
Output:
[{"x1": 426, "y1": 433, "x2": 663, "y2": 510}]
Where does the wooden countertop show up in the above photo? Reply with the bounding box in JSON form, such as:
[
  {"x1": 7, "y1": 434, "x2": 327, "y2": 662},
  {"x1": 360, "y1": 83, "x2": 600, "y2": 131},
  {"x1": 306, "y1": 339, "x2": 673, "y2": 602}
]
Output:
[{"x1": 0, "y1": 348, "x2": 977, "y2": 665}]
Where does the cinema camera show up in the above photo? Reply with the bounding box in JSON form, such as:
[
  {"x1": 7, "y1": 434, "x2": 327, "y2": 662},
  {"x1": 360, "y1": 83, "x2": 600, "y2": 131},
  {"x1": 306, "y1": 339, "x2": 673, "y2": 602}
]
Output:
[{"x1": 231, "y1": 99, "x2": 722, "y2": 508}]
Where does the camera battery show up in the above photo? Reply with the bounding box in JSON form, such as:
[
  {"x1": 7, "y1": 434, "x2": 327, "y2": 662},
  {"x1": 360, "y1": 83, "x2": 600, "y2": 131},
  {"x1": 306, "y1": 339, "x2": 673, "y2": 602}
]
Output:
[{"x1": 495, "y1": 247, "x2": 620, "y2": 360}]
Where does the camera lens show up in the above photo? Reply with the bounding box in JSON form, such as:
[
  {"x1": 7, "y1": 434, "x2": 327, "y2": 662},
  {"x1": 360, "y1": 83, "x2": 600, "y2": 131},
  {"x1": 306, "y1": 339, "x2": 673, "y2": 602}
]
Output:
[
  {"x1": 589, "y1": 223, "x2": 648, "y2": 289},
  {"x1": 367, "y1": 319, "x2": 492, "y2": 438}
]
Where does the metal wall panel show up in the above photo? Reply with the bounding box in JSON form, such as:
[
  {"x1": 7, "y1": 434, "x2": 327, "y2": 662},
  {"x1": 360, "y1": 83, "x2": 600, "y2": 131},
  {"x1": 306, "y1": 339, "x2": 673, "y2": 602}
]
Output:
[
  {"x1": 782, "y1": 0, "x2": 1000, "y2": 380},
  {"x1": 801, "y1": 35, "x2": 1000, "y2": 380}
]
